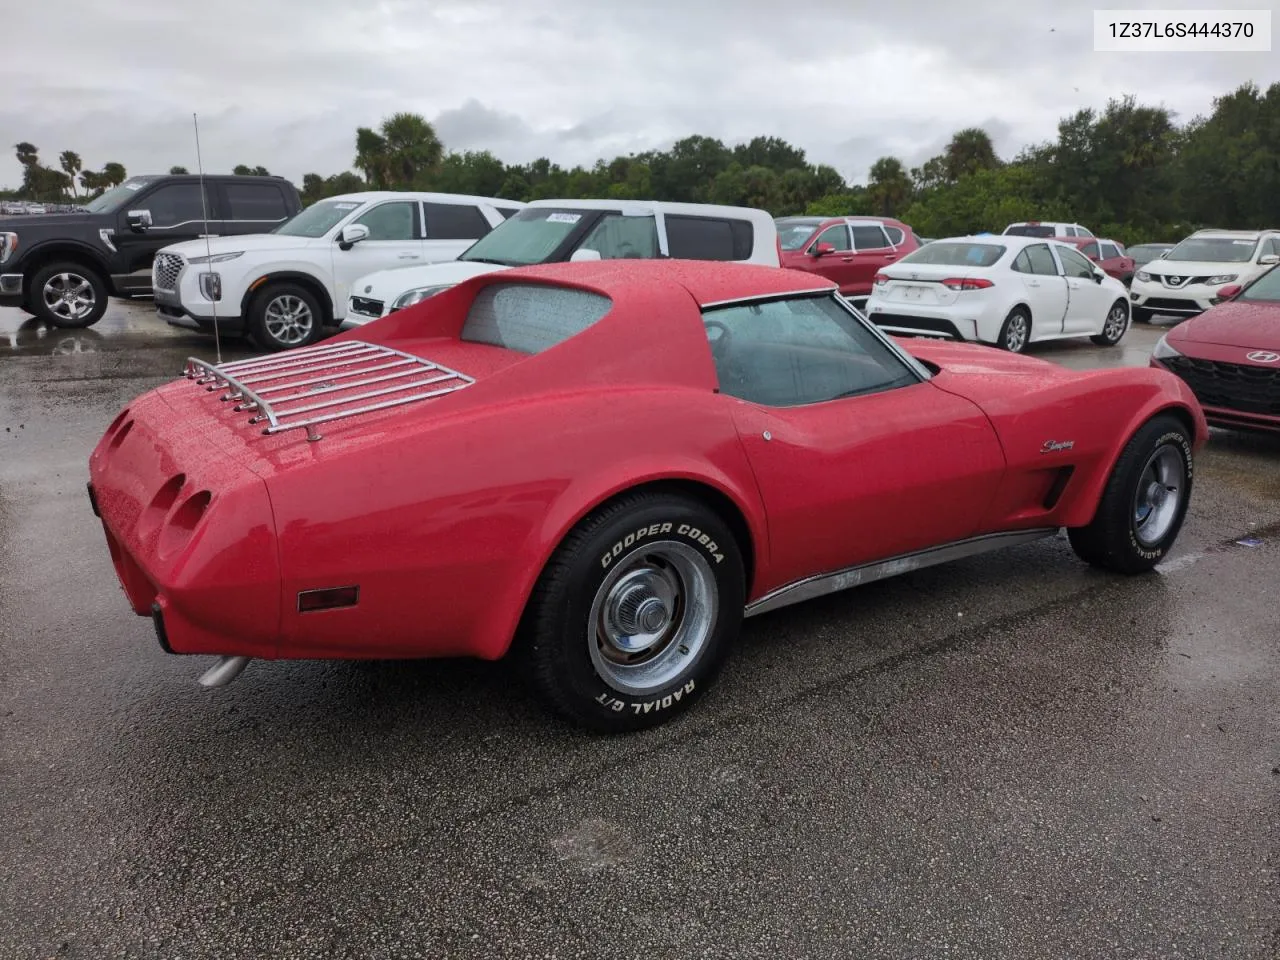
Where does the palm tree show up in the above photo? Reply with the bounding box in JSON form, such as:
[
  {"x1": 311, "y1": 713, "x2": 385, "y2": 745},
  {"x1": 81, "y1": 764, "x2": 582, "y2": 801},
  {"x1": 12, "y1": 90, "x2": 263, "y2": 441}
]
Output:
[
  {"x1": 102, "y1": 162, "x2": 126, "y2": 186},
  {"x1": 15, "y1": 142, "x2": 38, "y2": 168},
  {"x1": 59, "y1": 150, "x2": 82, "y2": 197},
  {"x1": 944, "y1": 128, "x2": 1000, "y2": 182},
  {"x1": 170, "y1": 165, "x2": 189, "y2": 174},
  {"x1": 354, "y1": 113, "x2": 443, "y2": 189}
]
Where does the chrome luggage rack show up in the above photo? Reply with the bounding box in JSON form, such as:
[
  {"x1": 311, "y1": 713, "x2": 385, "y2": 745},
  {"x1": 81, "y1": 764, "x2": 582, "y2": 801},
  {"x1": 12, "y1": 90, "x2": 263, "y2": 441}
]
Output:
[{"x1": 182, "y1": 340, "x2": 475, "y2": 441}]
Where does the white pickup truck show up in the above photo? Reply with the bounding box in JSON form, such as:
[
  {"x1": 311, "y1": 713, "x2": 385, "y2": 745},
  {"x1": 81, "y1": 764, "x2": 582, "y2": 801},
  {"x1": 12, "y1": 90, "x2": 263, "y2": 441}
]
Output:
[
  {"x1": 341, "y1": 198, "x2": 781, "y2": 327},
  {"x1": 152, "y1": 191, "x2": 525, "y2": 351}
]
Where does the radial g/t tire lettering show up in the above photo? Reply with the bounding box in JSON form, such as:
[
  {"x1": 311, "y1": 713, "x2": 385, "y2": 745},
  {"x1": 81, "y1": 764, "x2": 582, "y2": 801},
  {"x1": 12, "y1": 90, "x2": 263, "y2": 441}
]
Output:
[{"x1": 520, "y1": 491, "x2": 745, "y2": 733}]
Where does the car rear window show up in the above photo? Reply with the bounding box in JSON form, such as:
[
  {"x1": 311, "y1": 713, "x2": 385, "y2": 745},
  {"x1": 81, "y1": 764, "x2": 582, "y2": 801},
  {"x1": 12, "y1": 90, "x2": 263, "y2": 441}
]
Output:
[
  {"x1": 900, "y1": 242, "x2": 1006, "y2": 267},
  {"x1": 1004, "y1": 225, "x2": 1056, "y2": 237},
  {"x1": 460, "y1": 283, "x2": 612, "y2": 354}
]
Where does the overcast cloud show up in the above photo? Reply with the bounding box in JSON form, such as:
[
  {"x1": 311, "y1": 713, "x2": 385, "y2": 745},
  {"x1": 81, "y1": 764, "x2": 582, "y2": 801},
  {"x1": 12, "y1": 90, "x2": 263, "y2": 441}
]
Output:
[{"x1": 2, "y1": 0, "x2": 1275, "y2": 190}]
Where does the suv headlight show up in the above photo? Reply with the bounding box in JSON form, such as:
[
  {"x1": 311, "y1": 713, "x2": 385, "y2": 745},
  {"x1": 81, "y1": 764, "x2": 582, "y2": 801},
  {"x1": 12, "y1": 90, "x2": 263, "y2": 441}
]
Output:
[
  {"x1": 1136, "y1": 270, "x2": 1152, "y2": 282},
  {"x1": 187, "y1": 251, "x2": 243, "y2": 265},
  {"x1": 1206, "y1": 274, "x2": 1237, "y2": 285},
  {"x1": 1152, "y1": 334, "x2": 1182, "y2": 360},
  {"x1": 0, "y1": 232, "x2": 17, "y2": 264},
  {"x1": 392, "y1": 284, "x2": 452, "y2": 310}
]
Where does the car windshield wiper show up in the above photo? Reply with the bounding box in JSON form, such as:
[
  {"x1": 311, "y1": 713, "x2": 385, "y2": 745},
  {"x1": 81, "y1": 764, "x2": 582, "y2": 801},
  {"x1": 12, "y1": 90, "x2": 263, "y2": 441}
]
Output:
[{"x1": 461, "y1": 256, "x2": 512, "y2": 266}]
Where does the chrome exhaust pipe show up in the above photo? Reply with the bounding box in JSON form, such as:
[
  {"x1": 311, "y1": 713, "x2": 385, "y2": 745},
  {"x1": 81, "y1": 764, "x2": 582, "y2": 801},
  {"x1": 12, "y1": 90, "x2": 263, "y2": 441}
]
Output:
[{"x1": 197, "y1": 655, "x2": 251, "y2": 688}]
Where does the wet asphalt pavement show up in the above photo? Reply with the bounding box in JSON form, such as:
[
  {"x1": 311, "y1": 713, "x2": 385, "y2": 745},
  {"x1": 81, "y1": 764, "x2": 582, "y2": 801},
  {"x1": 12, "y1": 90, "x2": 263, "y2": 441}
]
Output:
[{"x1": 1, "y1": 300, "x2": 1278, "y2": 960}]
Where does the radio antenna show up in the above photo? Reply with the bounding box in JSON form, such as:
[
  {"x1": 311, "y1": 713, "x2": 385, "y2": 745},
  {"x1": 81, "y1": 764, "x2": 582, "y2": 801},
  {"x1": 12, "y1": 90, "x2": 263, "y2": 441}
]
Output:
[{"x1": 193, "y1": 112, "x2": 222, "y2": 365}]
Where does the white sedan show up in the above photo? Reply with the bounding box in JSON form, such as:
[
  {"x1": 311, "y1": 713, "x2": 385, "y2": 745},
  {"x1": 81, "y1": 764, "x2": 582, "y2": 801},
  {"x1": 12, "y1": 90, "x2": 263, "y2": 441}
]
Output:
[{"x1": 863, "y1": 235, "x2": 1132, "y2": 352}]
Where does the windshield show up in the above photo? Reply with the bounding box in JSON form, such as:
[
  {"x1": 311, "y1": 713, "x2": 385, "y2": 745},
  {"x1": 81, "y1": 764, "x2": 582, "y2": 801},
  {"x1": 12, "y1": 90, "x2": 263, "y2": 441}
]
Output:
[
  {"x1": 274, "y1": 199, "x2": 365, "y2": 237},
  {"x1": 460, "y1": 207, "x2": 657, "y2": 266},
  {"x1": 1239, "y1": 266, "x2": 1280, "y2": 302},
  {"x1": 776, "y1": 219, "x2": 824, "y2": 251},
  {"x1": 900, "y1": 241, "x2": 1006, "y2": 267},
  {"x1": 83, "y1": 177, "x2": 156, "y2": 213},
  {"x1": 1165, "y1": 236, "x2": 1259, "y2": 263},
  {"x1": 1003, "y1": 224, "x2": 1056, "y2": 237}
]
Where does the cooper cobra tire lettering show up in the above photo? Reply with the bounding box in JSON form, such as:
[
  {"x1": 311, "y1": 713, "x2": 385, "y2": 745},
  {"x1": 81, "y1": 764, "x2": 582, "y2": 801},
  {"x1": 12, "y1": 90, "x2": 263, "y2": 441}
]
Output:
[{"x1": 600, "y1": 519, "x2": 724, "y2": 568}]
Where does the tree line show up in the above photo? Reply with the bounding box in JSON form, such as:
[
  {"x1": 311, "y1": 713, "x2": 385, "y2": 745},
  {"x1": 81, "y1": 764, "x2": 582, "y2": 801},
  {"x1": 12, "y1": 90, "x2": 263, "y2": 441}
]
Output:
[{"x1": 6, "y1": 81, "x2": 1278, "y2": 245}]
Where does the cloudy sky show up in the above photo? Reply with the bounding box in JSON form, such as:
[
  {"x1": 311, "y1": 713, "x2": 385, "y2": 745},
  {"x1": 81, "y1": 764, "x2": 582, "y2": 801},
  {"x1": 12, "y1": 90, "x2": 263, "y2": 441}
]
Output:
[{"x1": 2, "y1": 0, "x2": 1275, "y2": 190}]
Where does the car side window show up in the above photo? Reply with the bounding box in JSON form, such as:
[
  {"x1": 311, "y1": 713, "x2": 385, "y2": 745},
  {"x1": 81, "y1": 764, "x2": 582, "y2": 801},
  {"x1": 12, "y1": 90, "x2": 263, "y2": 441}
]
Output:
[
  {"x1": 1098, "y1": 242, "x2": 1119, "y2": 259},
  {"x1": 851, "y1": 224, "x2": 891, "y2": 250},
  {"x1": 577, "y1": 214, "x2": 660, "y2": 259},
  {"x1": 1057, "y1": 246, "x2": 1097, "y2": 279},
  {"x1": 423, "y1": 202, "x2": 491, "y2": 240},
  {"x1": 666, "y1": 215, "x2": 754, "y2": 260},
  {"x1": 1025, "y1": 244, "x2": 1059, "y2": 275},
  {"x1": 1261, "y1": 236, "x2": 1280, "y2": 258},
  {"x1": 1063, "y1": 227, "x2": 1077, "y2": 237},
  {"x1": 1082, "y1": 241, "x2": 1100, "y2": 258},
  {"x1": 353, "y1": 201, "x2": 417, "y2": 241},
  {"x1": 883, "y1": 225, "x2": 905, "y2": 245},
  {"x1": 811, "y1": 224, "x2": 850, "y2": 252},
  {"x1": 141, "y1": 184, "x2": 210, "y2": 228},
  {"x1": 701, "y1": 295, "x2": 918, "y2": 408},
  {"x1": 1077, "y1": 226, "x2": 1095, "y2": 237},
  {"x1": 1011, "y1": 250, "x2": 1032, "y2": 273},
  {"x1": 225, "y1": 183, "x2": 288, "y2": 222}
]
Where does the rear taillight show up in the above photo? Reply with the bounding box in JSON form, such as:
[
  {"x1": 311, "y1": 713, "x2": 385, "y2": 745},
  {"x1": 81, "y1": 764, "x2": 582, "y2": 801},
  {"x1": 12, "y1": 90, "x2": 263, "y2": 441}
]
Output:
[
  {"x1": 873, "y1": 272, "x2": 890, "y2": 286},
  {"x1": 942, "y1": 278, "x2": 994, "y2": 291}
]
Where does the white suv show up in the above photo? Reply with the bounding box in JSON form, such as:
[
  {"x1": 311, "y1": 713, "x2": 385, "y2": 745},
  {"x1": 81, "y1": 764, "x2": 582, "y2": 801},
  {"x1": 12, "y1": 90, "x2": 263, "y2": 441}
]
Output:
[
  {"x1": 340, "y1": 198, "x2": 781, "y2": 328},
  {"x1": 1129, "y1": 228, "x2": 1280, "y2": 321},
  {"x1": 152, "y1": 191, "x2": 525, "y2": 350},
  {"x1": 1002, "y1": 221, "x2": 1095, "y2": 238}
]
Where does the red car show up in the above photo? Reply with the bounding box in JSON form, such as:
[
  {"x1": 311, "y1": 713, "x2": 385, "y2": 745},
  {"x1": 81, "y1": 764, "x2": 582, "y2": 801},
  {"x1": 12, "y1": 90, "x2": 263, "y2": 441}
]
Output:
[
  {"x1": 1054, "y1": 236, "x2": 1136, "y2": 284},
  {"x1": 88, "y1": 260, "x2": 1206, "y2": 732},
  {"x1": 775, "y1": 215, "x2": 919, "y2": 303},
  {"x1": 1151, "y1": 264, "x2": 1280, "y2": 433}
]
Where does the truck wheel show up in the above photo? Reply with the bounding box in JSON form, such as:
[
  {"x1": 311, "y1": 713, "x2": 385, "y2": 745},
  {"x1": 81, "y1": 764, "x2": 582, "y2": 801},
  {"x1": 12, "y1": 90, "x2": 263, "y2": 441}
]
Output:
[
  {"x1": 1090, "y1": 299, "x2": 1130, "y2": 346},
  {"x1": 1067, "y1": 414, "x2": 1193, "y2": 574},
  {"x1": 521, "y1": 491, "x2": 746, "y2": 733},
  {"x1": 248, "y1": 282, "x2": 323, "y2": 352},
  {"x1": 29, "y1": 262, "x2": 108, "y2": 328}
]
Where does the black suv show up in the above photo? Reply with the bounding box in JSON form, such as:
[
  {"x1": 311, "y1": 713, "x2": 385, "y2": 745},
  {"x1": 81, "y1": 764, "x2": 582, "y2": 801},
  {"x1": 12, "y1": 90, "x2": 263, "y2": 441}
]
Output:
[{"x1": 0, "y1": 173, "x2": 303, "y2": 328}]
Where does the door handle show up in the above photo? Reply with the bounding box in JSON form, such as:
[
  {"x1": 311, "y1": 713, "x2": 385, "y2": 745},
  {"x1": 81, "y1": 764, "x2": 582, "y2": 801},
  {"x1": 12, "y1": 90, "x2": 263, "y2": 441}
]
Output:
[
  {"x1": 198, "y1": 234, "x2": 219, "y2": 238},
  {"x1": 397, "y1": 254, "x2": 420, "y2": 260},
  {"x1": 883, "y1": 255, "x2": 897, "y2": 261},
  {"x1": 840, "y1": 256, "x2": 854, "y2": 262}
]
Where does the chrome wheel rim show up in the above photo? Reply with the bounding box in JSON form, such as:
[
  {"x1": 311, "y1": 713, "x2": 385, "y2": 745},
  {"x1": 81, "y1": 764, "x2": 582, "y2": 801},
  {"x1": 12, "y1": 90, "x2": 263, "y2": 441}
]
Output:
[
  {"x1": 587, "y1": 540, "x2": 717, "y2": 696},
  {"x1": 1103, "y1": 304, "x2": 1128, "y2": 341},
  {"x1": 1005, "y1": 313, "x2": 1027, "y2": 351},
  {"x1": 1133, "y1": 445, "x2": 1186, "y2": 547},
  {"x1": 264, "y1": 295, "x2": 314, "y2": 346},
  {"x1": 42, "y1": 272, "x2": 96, "y2": 321}
]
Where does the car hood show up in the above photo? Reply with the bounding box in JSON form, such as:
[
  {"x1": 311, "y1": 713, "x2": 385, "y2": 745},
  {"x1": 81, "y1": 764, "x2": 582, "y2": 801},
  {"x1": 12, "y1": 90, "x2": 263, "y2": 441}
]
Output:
[
  {"x1": 900, "y1": 337, "x2": 1076, "y2": 378},
  {"x1": 1140, "y1": 259, "x2": 1254, "y2": 278},
  {"x1": 1166, "y1": 300, "x2": 1280, "y2": 349},
  {"x1": 161, "y1": 233, "x2": 321, "y2": 258},
  {"x1": 354, "y1": 260, "x2": 508, "y2": 302},
  {"x1": 0, "y1": 212, "x2": 95, "y2": 230}
]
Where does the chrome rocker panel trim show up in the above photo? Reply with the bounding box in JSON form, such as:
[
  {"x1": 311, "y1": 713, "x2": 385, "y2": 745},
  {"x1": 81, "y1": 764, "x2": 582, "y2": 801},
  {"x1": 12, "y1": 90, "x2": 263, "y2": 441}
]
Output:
[{"x1": 744, "y1": 527, "x2": 1060, "y2": 618}]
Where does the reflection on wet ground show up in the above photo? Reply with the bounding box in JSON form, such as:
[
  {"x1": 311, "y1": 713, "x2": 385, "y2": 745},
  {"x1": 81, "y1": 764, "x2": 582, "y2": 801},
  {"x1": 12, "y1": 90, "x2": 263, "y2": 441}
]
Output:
[{"x1": 1, "y1": 298, "x2": 1278, "y2": 959}]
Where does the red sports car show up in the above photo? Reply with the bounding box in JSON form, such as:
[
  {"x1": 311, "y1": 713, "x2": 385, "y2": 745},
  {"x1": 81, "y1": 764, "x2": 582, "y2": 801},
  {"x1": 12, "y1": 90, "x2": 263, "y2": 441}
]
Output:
[
  {"x1": 88, "y1": 260, "x2": 1207, "y2": 732},
  {"x1": 1151, "y1": 264, "x2": 1280, "y2": 433}
]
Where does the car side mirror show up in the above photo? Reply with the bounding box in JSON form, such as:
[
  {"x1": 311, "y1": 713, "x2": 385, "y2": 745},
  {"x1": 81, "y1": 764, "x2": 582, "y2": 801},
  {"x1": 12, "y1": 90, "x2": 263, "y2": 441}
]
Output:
[
  {"x1": 1259, "y1": 254, "x2": 1279, "y2": 265},
  {"x1": 569, "y1": 248, "x2": 602, "y2": 262},
  {"x1": 337, "y1": 223, "x2": 369, "y2": 249},
  {"x1": 126, "y1": 209, "x2": 152, "y2": 231},
  {"x1": 1092, "y1": 269, "x2": 1105, "y2": 283},
  {"x1": 1216, "y1": 284, "x2": 1242, "y2": 299},
  {"x1": 811, "y1": 242, "x2": 835, "y2": 257}
]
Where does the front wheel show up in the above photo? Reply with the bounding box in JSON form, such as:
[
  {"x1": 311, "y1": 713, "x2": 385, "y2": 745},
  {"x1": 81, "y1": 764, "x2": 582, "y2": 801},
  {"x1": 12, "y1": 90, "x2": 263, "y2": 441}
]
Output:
[
  {"x1": 520, "y1": 492, "x2": 745, "y2": 732},
  {"x1": 1067, "y1": 414, "x2": 1193, "y2": 573},
  {"x1": 29, "y1": 262, "x2": 108, "y2": 328},
  {"x1": 248, "y1": 282, "x2": 324, "y2": 352},
  {"x1": 1090, "y1": 299, "x2": 1130, "y2": 346}
]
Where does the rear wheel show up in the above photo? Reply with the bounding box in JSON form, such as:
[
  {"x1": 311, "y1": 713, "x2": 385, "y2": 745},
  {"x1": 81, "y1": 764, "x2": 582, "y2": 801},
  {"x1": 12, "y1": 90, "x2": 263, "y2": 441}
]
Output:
[
  {"x1": 29, "y1": 261, "x2": 108, "y2": 328},
  {"x1": 520, "y1": 491, "x2": 745, "y2": 733},
  {"x1": 1067, "y1": 414, "x2": 1193, "y2": 573},
  {"x1": 248, "y1": 282, "x2": 323, "y2": 352},
  {"x1": 996, "y1": 307, "x2": 1030, "y2": 352},
  {"x1": 1090, "y1": 299, "x2": 1130, "y2": 346}
]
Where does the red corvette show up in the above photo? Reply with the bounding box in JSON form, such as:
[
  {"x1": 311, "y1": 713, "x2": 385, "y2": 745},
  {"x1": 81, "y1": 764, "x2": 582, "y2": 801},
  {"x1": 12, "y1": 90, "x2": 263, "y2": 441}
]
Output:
[
  {"x1": 88, "y1": 260, "x2": 1207, "y2": 732},
  {"x1": 1151, "y1": 265, "x2": 1280, "y2": 433}
]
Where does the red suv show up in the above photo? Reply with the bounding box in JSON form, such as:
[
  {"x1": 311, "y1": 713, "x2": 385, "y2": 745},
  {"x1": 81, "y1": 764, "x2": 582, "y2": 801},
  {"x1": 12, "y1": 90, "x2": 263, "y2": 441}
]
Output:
[
  {"x1": 776, "y1": 216, "x2": 920, "y2": 303},
  {"x1": 1053, "y1": 236, "x2": 1136, "y2": 285}
]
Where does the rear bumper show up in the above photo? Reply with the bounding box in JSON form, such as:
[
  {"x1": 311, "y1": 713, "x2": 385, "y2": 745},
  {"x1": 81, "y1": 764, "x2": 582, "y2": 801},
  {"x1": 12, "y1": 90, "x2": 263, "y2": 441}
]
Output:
[{"x1": 88, "y1": 391, "x2": 281, "y2": 657}]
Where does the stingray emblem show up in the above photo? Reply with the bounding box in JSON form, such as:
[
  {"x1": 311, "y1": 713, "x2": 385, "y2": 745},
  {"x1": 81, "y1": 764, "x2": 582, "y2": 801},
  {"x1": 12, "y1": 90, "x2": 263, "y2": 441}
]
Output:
[
  {"x1": 1246, "y1": 350, "x2": 1279, "y2": 363},
  {"x1": 1041, "y1": 439, "x2": 1075, "y2": 453}
]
